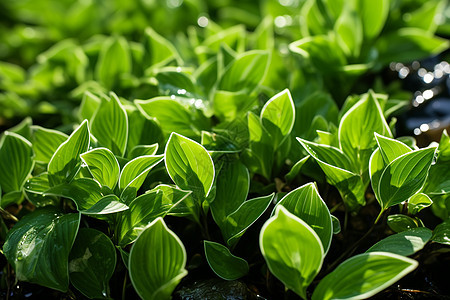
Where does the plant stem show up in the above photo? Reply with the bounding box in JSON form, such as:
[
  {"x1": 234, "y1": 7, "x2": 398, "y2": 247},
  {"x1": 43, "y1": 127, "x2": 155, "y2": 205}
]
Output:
[
  {"x1": 374, "y1": 209, "x2": 385, "y2": 224},
  {"x1": 122, "y1": 273, "x2": 127, "y2": 300},
  {"x1": 0, "y1": 208, "x2": 18, "y2": 222},
  {"x1": 330, "y1": 202, "x2": 343, "y2": 213}
]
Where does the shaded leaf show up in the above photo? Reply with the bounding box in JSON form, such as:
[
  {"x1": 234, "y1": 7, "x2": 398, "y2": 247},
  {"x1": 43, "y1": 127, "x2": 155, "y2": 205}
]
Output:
[
  {"x1": 367, "y1": 228, "x2": 432, "y2": 256},
  {"x1": 204, "y1": 241, "x2": 249, "y2": 280}
]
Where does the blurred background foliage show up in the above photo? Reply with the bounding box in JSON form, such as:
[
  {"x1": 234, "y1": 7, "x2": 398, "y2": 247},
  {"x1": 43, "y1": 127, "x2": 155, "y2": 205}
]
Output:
[{"x1": 0, "y1": 0, "x2": 449, "y2": 134}]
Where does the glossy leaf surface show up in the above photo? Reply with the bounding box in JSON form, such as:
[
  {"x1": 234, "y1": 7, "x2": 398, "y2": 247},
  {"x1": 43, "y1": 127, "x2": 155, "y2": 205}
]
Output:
[{"x1": 81, "y1": 148, "x2": 120, "y2": 189}]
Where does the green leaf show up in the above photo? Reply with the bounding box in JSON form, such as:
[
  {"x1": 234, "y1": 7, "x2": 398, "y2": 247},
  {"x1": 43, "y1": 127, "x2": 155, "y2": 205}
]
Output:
[
  {"x1": 275, "y1": 182, "x2": 333, "y2": 253},
  {"x1": 82, "y1": 195, "x2": 129, "y2": 215},
  {"x1": 366, "y1": 228, "x2": 432, "y2": 256},
  {"x1": 211, "y1": 160, "x2": 249, "y2": 227},
  {"x1": 148, "y1": 184, "x2": 193, "y2": 218},
  {"x1": 408, "y1": 193, "x2": 433, "y2": 215},
  {"x1": 91, "y1": 93, "x2": 128, "y2": 156},
  {"x1": 79, "y1": 92, "x2": 101, "y2": 122},
  {"x1": 312, "y1": 252, "x2": 418, "y2": 300},
  {"x1": 387, "y1": 214, "x2": 420, "y2": 233},
  {"x1": 359, "y1": 0, "x2": 389, "y2": 39},
  {"x1": 135, "y1": 97, "x2": 208, "y2": 139},
  {"x1": 3, "y1": 207, "x2": 80, "y2": 292},
  {"x1": 334, "y1": 5, "x2": 363, "y2": 58},
  {"x1": 218, "y1": 50, "x2": 270, "y2": 92},
  {"x1": 119, "y1": 155, "x2": 164, "y2": 203},
  {"x1": 331, "y1": 215, "x2": 341, "y2": 234},
  {"x1": 376, "y1": 28, "x2": 449, "y2": 65},
  {"x1": 23, "y1": 173, "x2": 57, "y2": 207},
  {"x1": 375, "y1": 133, "x2": 411, "y2": 164},
  {"x1": 204, "y1": 241, "x2": 249, "y2": 280},
  {"x1": 223, "y1": 193, "x2": 274, "y2": 247},
  {"x1": 44, "y1": 178, "x2": 103, "y2": 212},
  {"x1": 213, "y1": 90, "x2": 256, "y2": 122},
  {"x1": 95, "y1": 36, "x2": 131, "y2": 89},
  {"x1": 69, "y1": 228, "x2": 117, "y2": 299},
  {"x1": 369, "y1": 148, "x2": 384, "y2": 202},
  {"x1": 339, "y1": 92, "x2": 391, "y2": 173},
  {"x1": 129, "y1": 218, "x2": 187, "y2": 300},
  {"x1": 81, "y1": 148, "x2": 120, "y2": 189},
  {"x1": 48, "y1": 120, "x2": 90, "y2": 186},
  {"x1": 260, "y1": 205, "x2": 324, "y2": 299},
  {"x1": 0, "y1": 132, "x2": 34, "y2": 194},
  {"x1": 285, "y1": 156, "x2": 310, "y2": 182},
  {"x1": 128, "y1": 144, "x2": 159, "y2": 159},
  {"x1": 126, "y1": 108, "x2": 164, "y2": 156},
  {"x1": 30, "y1": 126, "x2": 68, "y2": 164},
  {"x1": 261, "y1": 89, "x2": 295, "y2": 148},
  {"x1": 143, "y1": 27, "x2": 181, "y2": 70},
  {"x1": 117, "y1": 190, "x2": 184, "y2": 247},
  {"x1": 378, "y1": 147, "x2": 436, "y2": 210},
  {"x1": 165, "y1": 133, "x2": 215, "y2": 202},
  {"x1": 432, "y1": 218, "x2": 450, "y2": 245}
]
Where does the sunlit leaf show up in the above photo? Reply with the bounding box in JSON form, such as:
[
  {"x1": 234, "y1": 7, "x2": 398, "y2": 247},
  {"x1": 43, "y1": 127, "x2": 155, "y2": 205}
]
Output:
[
  {"x1": 30, "y1": 126, "x2": 68, "y2": 164},
  {"x1": 204, "y1": 241, "x2": 249, "y2": 280},
  {"x1": 387, "y1": 214, "x2": 420, "y2": 233},
  {"x1": 432, "y1": 218, "x2": 450, "y2": 245},
  {"x1": 81, "y1": 148, "x2": 120, "y2": 189}
]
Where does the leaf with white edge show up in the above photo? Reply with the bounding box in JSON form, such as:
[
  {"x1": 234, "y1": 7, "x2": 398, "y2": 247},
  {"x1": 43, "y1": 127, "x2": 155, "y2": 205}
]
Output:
[
  {"x1": 369, "y1": 148, "x2": 385, "y2": 202},
  {"x1": 0, "y1": 132, "x2": 34, "y2": 194},
  {"x1": 24, "y1": 173, "x2": 58, "y2": 207},
  {"x1": 261, "y1": 89, "x2": 295, "y2": 148},
  {"x1": 331, "y1": 215, "x2": 341, "y2": 234},
  {"x1": 48, "y1": 120, "x2": 90, "y2": 186},
  {"x1": 312, "y1": 252, "x2": 418, "y2": 300},
  {"x1": 147, "y1": 184, "x2": 194, "y2": 218},
  {"x1": 432, "y1": 218, "x2": 450, "y2": 245},
  {"x1": 165, "y1": 133, "x2": 215, "y2": 202},
  {"x1": 375, "y1": 133, "x2": 411, "y2": 164},
  {"x1": 82, "y1": 195, "x2": 128, "y2": 215},
  {"x1": 339, "y1": 92, "x2": 392, "y2": 173},
  {"x1": 81, "y1": 148, "x2": 120, "y2": 189},
  {"x1": 204, "y1": 241, "x2": 249, "y2": 280},
  {"x1": 366, "y1": 227, "x2": 432, "y2": 256},
  {"x1": 30, "y1": 126, "x2": 68, "y2": 164},
  {"x1": 211, "y1": 160, "x2": 249, "y2": 227},
  {"x1": 128, "y1": 144, "x2": 159, "y2": 159},
  {"x1": 91, "y1": 93, "x2": 128, "y2": 156},
  {"x1": 260, "y1": 205, "x2": 324, "y2": 299},
  {"x1": 378, "y1": 147, "x2": 436, "y2": 210},
  {"x1": 387, "y1": 214, "x2": 420, "y2": 233},
  {"x1": 117, "y1": 190, "x2": 185, "y2": 247},
  {"x1": 129, "y1": 218, "x2": 187, "y2": 300},
  {"x1": 69, "y1": 228, "x2": 117, "y2": 299},
  {"x1": 119, "y1": 155, "x2": 164, "y2": 204},
  {"x1": 44, "y1": 178, "x2": 103, "y2": 212},
  {"x1": 3, "y1": 207, "x2": 80, "y2": 292},
  {"x1": 297, "y1": 138, "x2": 365, "y2": 210},
  {"x1": 223, "y1": 193, "x2": 274, "y2": 247},
  {"x1": 276, "y1": 183, "x2": 333, "y2": 253},
  {"x1": 408, "y1": 193, "x2": 433, "y2": 215},
  {"x1": 285, "y1": 156, "x2": 310, "y2": 183},
  {"x1": 218, "y1": 50, "x2": 270, "y2": 92}
]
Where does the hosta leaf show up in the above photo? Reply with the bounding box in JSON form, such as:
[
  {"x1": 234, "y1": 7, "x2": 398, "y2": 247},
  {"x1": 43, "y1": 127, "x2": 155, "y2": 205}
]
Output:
[
  {"x1": 432, "y1": 218, "x2": 450, "y2": 245},
  {"x1": 3, "y1": 207, "x2": 80, "y2": 292},
  {"x1": 204, "y1": 241, "x2": 249, "y2": 280},
  {"x1": 375, "y1": 133, "x2": 411, "y2": 164},
  {"x1": 223, "y1": 193, "x2": 274, "y2": 247},
  {"x1": 48, "y1": 120, "x2": 90, "y2": 186},
  {"x1": 143, "y1": 27, "x2": 181, "y2": 70},
  {"x1": 79, "y1": 92, "x2": 101, "y2": 122},
  {"x1": 312, "y1": 252, "x2": 418, "y2": 300},
  {"x1": 359, "y1": 0, "x2": 389, "y2": 39},
  {"x1": 129, "y1": 218, "x2": 187, "y2": 300},
  {"x1": 82, "y1": 195, "x2": 129, "y2": 215},
  {"x1": 218, "y1": 50, "x2": 270, "y2": 92},
  {"x1": 44, "y1": 178, "x2": 103, "y2": 212},
  {"x1": 117, "y1": 190, "x2": 184, "y2": 247},
  {"x1": 69, "y1": 228, "x2": 116, "y2": 299},
  {"x1": 331, "y1": 215, "x2": 341, "y2": 234},
  {"x1": 387, "y1": 214, "x2": 420, "y2": 233},
  {"x1": 30, "y1": 126, "x2": 68, "y2": 164},
  {"x1": 135, "y1": 97, "x2": 207, "y2": 139},
  {"x1": 260, "y1": 205, "x2": 324, "y2": 299},
  {"x1": 211, "y1": 160, "x2": 249, "y2": 227},
  {"x1": 95, "y1": 36, "x2": 131, "y2": 89},
  {"x1": 261, "y1": 89, "x2": 295, "y2": 148},
  {"x1": 148, "y1": 184, "x2": 194, "y2": 218},
  {"x1": 0, "y1": 132, "x2": 34, "y2": 194},
  {"x1": 213, "y1": 90, "x2": 256, "y2": 122},
  {"x1": 126, "y1": 108, "x2": 164, "y2": 156},
  {"x1": 334, "y1": 6, "x2": 363, "y2": 58},
  {"x1": 91, "y1": 93, "x2": 128, "y2": 156},
  {"x1": 366, "y1": 227, "x2": 432, "y2": 256},
  {"x1": 81, "y1": 148, "x2": 120, "y2": 189},
  {"x1": 119, "y1": 155, "x2": 164, "y2": 204},
  {"x1": 408, "y1": 193, "x2": 433, "y2": 215},
  {"x1": 339, "y1": 92, "x2": 391, "y2": 173},
  {"x1": 369, "y1": 148, "x2": 384, "y2": 202},
  {"x1": 165, "y1": 133, "x2": 215, "y2": 202},
  {"x1": 285, "y1": 156, "x2": 310, "y2": 182},
  {"x1": 378, "y1": 147, "x2": 436, "y2": 210},
  {"x1": 128, "y1": 144, "x2": 159, "y2": 159},
  {"x1": 23, "y1": 173, "x2": 57, "y2": 207},
  {"x1": 275, "y1": 182, "x2": 333, "y2": 253}
]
